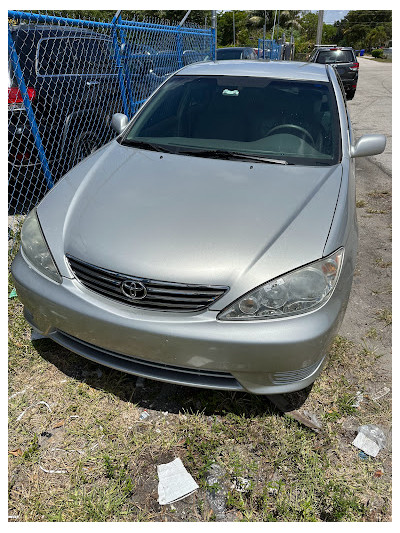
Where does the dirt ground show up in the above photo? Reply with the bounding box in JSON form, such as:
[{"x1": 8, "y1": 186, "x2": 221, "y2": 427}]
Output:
[{"x1": 340, "y1": 56, "x2": 392, "y2": 379}]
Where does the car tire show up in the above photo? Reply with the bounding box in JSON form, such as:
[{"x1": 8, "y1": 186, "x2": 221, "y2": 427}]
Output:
[{"x1": 346, "y1": 89, "x2": 356, "y2": 100}]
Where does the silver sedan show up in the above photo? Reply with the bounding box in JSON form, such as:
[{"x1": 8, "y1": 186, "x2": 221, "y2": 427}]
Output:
[{"x1": 11, "y1": 60, "x2": 386, "y2": 394}]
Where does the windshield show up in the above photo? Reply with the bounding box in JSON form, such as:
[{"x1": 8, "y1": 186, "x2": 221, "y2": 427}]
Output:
[
  {"x1": 123, "y1": 75, "x2": 341, "y2": 166},
  {"x1": 316, "y1": 50, "x2": 354, "y2": 64}
]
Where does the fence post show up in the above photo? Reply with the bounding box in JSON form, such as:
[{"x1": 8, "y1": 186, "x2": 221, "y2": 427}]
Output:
[
  {"x1": 111, "y1": 19, "x2": 131, "y2": 118},
  {"x1": 176, "y1": 29, "x2": 184, "y2": 69},
  {"x1": 8, "y1": 27, "x2": 54, "y2": 190},
  {"x1": 116, "y1": 15, "x2": 137, "y2": 116}
]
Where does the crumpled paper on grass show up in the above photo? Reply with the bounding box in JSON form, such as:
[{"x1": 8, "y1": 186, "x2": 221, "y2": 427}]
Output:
[
  {"x1": 352, "y1": 425, "x2": 386, "y2": 457},
  {"x1": 157, "y1": 458, "x2": 199, "y2": 505}
]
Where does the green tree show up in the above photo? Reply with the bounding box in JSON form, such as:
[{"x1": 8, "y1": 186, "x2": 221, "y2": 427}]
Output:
[
  {"x1": 216, "y1": 11, "x2": 249, "y2": 46},
  {"x1": 366, "y1": 25, "x2": 389, "y2": 49},
  {"x1": 299, "y1": 12, "x2": 318, "y2": 41},
  {"x1": 336, "y1": 10, "x2": 391, "y2": 48}
]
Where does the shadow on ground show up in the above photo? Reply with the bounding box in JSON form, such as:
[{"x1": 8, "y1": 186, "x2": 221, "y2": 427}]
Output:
[{"x1": 32, "y1": 337, "x2": 313, "y2": 419}]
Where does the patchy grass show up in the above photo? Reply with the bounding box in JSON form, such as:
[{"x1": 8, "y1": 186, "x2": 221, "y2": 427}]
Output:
[
  {"x1": 370, "y1": 57, "x2": 392, "y2": 63},
  {"x1": 366, "y1": 209, "x2": 388, "y2": 215},
  {"x1": 375, "y1": 258, "x2": 392, "y2": 269},
  {"x1": 376, "y1": 309, "x2": 392, "y2": 327},
  {"x1": 367, "y1": 190, "x2": 391, "y2": 199},
  {"x1": 8, "y1": 296, "x2": 392, "y2": 522},
  {"x1": 365, "y1": 328, "x2": 379, "y2": 340},
  {"x1": 356, "y1": 200, "x2": 366, "y2": 208}
]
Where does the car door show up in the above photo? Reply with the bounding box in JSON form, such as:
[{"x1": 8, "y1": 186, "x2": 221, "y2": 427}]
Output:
[{"x1": 35, "y1": 34, "x2": 123, "y2": 173}]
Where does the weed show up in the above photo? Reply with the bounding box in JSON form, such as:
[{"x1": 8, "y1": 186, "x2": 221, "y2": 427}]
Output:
[
  {"x1": 376, "y1": 309, "x2": 392, "y2": 326},
  {"x1": 365, "y1": 327, "x2": 379, "y2": 340},
  {"x1": 375, "y1": 258, "x2": 391, "y2": 268},
  {"x1": 22, "y1": 433, "x2": 40, "y2": 462},
  {"x1": 367, "y1": 190, "x2": 390, "y2": 199},
  {"x1": 337, "y1": 392, "x2": 357, "y2": 415},
  {"x1": 367, "y1": 209, "x2": 388, "y2": 214},
  {"x1": 356, "y1": 200, "x2": 366, "y2": 208}
]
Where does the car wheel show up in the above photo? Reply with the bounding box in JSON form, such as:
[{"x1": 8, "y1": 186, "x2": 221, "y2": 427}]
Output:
[{"x1": 346, "y1": 89, "x2": 356, "y2": 100}]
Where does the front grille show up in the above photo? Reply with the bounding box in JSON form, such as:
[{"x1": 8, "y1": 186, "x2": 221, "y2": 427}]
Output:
[{"x1": 66, "y1": 254, "x2": 229, "y2": 312}]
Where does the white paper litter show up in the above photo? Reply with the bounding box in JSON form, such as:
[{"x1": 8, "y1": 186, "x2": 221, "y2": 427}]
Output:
[
  {"x1": 352, "y1": 432, "x2": 380, "y2": 457},
  {"x1": 157, "y1": 458, "x2": 199, "y2": 505},
  {"x1": 352, "y1": 425, "x2": 386, "y2": 457},
  {"x1": 371, "y1": 386, "x2": 390, "y2": 401}
]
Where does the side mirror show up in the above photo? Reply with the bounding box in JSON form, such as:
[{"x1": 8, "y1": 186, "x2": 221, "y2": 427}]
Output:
[
  {"x1": 350, "y1": 134, "x2": 386, "y2": 158},
  {"x1": 111, "y1": 113, "x2": 129, "y2": 135}
]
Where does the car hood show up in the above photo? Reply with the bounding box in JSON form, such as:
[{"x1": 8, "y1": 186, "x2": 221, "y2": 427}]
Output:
[{"x1": 38, "y1": 141, "x2": 343, "y2": 308}]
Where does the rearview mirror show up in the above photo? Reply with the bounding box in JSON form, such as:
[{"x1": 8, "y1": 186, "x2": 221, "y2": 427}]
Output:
[
  {"x1": 112, "y1": 113, "x2": 129, "y2": 135},
  {"x1": 350, "y1": 134, "x2": 386, "y2": 158}
]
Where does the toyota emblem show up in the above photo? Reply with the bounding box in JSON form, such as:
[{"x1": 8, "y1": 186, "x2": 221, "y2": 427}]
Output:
[{"x1": 121, "y1": 280, "x2": 147, "y2": 300}]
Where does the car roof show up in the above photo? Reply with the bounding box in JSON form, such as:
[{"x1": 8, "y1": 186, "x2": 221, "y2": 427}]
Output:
[
  {"x1": 217, "y1": 47, "x2": 253, "y2": 50},
  {"x1": 178, "y1": 60, "x2": 330, "y2": 82},
  {"x1": 314, "y1": 46, "x2": 354, "y2": 51}
]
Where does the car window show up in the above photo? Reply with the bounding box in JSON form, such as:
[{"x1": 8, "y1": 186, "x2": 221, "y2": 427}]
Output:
[
  {"x1": 124, "y1": 75, "x2": 341, "y2": 166},
  {"x1": 216, "y1": 49, "x2": 243, "y2": 60},
  {"x1": 37, "y1": 36, "x2": 118, "y2": 76},
  {"x1": 316, "y1": 50, "x2": 354, "y2": 64}
]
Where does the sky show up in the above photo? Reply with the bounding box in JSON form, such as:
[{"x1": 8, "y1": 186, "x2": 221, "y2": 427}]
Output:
[{"x1": 322, "y1": 10, "x2": 349, "y2": 24}]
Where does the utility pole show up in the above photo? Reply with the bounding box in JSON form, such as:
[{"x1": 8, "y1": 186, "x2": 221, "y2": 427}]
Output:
[
  {"x1": 263, "y1": 10, "x2": 266, "y2": 53},
  {"x1": 271, "y1": 10, "x2": 277, "y2": 41},
  {"x1": 233, "y1": 11, "x2": 235, "y2": 45},
  {"x1": 316, "y1": 10, "x2": 324, "y2": 45},
  {"x1": 178, "y1": 10, "x2": 191, "y2": 27},
  {"x1": 276, "y1": 10, "x2": 280, "y2": 41}
]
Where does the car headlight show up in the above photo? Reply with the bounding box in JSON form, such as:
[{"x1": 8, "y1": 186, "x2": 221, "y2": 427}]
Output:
[
  {"x1": 21, "y1": 209, "x2": 62, "y2": 283},
  {"x1": 218, "y1": 248, "x2": 344, "y2": 321}
]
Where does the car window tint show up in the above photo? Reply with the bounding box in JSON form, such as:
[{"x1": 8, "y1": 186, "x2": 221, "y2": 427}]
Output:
[
  {"x1": 216, "y1": 49, "x2": 243, "y2": 60},
  {"x1": 316, "y1": 50, "x2": 354, "y2": 64},
  {"x1": 37, "y1": 36, "x2": 117, "y2": 75},
  {"x1": 125, "y1": 75, "x2": 341, "y2": 166}
]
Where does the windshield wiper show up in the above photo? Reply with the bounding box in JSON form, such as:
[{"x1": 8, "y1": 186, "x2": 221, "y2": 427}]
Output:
[
  {"x1": 176, "y1": 148, "x2": 290, "y2": 165},
  {"x1": 121, "y1": 139, "x2": 176, "y2": 153}
]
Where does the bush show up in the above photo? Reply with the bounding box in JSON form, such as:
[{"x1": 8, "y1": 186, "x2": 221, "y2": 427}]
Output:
[{"x1": 371, "y1": 49, "x2": 384, "y2": 58}]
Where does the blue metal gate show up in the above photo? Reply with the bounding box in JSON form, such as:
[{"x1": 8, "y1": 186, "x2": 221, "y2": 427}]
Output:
[{"x1": 257, "y1": 39, "x2": 283, "y2": 61}]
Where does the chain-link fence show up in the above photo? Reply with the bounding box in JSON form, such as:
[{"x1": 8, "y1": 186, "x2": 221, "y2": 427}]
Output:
[
  {"x1": 8, "y1": 10, "x2": 215, "y2": 252},
  {"x1": 257, "y1": 39, "x2": 283, "y2": 61}
]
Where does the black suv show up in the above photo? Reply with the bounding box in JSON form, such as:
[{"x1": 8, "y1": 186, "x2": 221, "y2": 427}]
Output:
[
  {"x1": 308, "y1": 46, "x2": 359, "y2": 100},
  {"x1": 8, "y1": 24, "x2": 163, "y2": 211}
]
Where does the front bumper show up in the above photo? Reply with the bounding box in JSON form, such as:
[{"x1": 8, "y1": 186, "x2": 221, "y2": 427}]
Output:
[{"x1": 11, "y1": 249, "x2": 351, "y2": 394}]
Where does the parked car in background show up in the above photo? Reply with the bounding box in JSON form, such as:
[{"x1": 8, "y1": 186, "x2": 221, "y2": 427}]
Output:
[
  {"x1": 8, "y1": 23, "x2": 165, "y2": 210},
  {"x1": 308, "y1": 46, "x2": 359, "y2": 100},
  {"x1": 12, "y1": 60, "x2": 386, "y2": 395},
  {"x1": 216, "y1": 47, "x2": 258, "y2": 60},
  {"x1": 9, "y1": 25, "x2": 122, "y2": 182}
]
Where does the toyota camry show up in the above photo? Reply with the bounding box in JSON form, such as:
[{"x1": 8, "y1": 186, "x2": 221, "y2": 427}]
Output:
[{"x1": 11, "y1": 60, "x2": 386, "y2": 394}]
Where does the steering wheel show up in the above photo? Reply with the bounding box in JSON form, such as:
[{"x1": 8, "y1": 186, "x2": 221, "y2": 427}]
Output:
[{"x1": 266, "y1": 124, "x2": 314, "y2": 145}]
